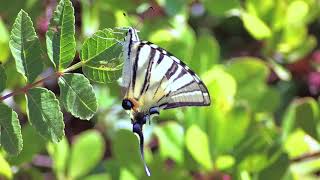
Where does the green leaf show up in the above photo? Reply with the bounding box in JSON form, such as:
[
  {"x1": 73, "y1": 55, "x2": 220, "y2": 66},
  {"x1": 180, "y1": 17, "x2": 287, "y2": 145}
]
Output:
[
  {"x1": 0, "y1": 103, "x2": 22, "y2": 155},
  {"x1": 295, "y1": 98, "x2": 319, "y2": 140},
  {"x1": 241, "y1": 12, "x2": 271, "y2": 40},
  {"x1": 8, "y1": 125, "x2": 46, "y2": 165},
  {"x1": 282, "y1": 98, "x2": 319, "y2": 141},
  {"x1": 154, "y1": 122, "x2": 184, "y2": 164},
  {"x1": 203, "y1": 66, "x2": 236, "y2": 112},
  {"x1": 80, "y1": 0, "x2": 100, "y2": 37},
  {"x1": 112, "y1": 130, "x2": 145, "y2": 176},
  {"x1": 9, "y1": 10, "x2": 43, "y2": 83},
  {"x1": 238, "y1": 154, "x2": 269, "y2": 173},
  {"x1": 215, "y1": 155, "x2": 235, "y2": 170},
  {"x1": 46, "y1": 0, "x2": 76, "y2": 70},
  {"x1": 26, "y1": 87, "x2": 64, "y2": 142},
  {"x1": 226, "y1": 57, "x2": 269, "y2": 89},
  {"x1": 258, "y1": 153, "x2": 290, "y2": 180},
  {"x1": 0, "y1": 153, "x2": 12, "y2": 179},
  {"x1": 213, "y1": 105, "x2": 251, "y2": 153},
  {"x1": 190, "y1": 33, "x2": 220, "y2": 73},
  {"x1": 156, "y1": 0, "x2": 186, "y2": 16},
  {"x1": 185, "y1": 125, "x2": 213, "y2": 170},
  {"x1": 284, "y1": 130, "x2": 311, "y2": 158},
  {"x1": 286, "y1": 0, "x2": 308, "y2": 25},
  {"x1": 58, "y1": 73, "x2": 97, "y2": 120},
  {"x1": 47, "y1": 137, "x2": 69, "y2": 177},
  {"x1": 0, "y1": 65, "x2": 6, "y2": 92},
  {"x1": 0, "y1": 18, "x2": 10, "y2": 63},
  {"x1": 204, "y1": 0, "x2": 240, "y2": 16},
  {"x1": 68, "y1": 130, "x2": 105, "y2": 179},
  {"x1": 225, "y1": 57, "x2": 274, "y2": 112},
  {"x1": 81, "y1": 28, "x2": 123, "y2": 83},
  {"x1": 81, "y1": 173, "x2": 111, "y2": 180}
]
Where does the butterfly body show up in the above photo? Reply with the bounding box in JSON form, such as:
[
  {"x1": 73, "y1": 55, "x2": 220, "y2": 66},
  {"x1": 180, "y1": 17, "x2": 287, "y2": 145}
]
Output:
[{"x1": 120, "y1": 27, "x2": 211, "y2": 176}]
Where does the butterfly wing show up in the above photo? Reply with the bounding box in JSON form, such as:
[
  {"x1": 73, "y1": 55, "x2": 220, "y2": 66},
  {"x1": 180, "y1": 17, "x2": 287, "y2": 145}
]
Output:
[{"x1": 123, "y1": 40, "x2": 211, "y2": 110}]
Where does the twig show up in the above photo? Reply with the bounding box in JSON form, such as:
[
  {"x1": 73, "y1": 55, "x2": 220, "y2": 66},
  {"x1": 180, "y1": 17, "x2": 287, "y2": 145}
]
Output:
[
  {"x1": 291, "y1": 151, "x2": 320, "y2": 162},
  {"x1": 0, "y1": 71, "x2": 62, "y2": 102}
]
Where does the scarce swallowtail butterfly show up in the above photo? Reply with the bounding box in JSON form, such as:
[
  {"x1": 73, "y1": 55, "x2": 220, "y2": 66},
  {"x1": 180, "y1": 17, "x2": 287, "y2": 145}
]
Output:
[{"x1": 120, "y1": 27, "x2": 211, "y2": 176}]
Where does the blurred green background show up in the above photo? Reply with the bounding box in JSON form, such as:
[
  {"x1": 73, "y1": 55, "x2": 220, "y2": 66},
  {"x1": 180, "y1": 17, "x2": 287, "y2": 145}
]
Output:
[{"x1": 1, "y1": 0, "x2": 320, "y2": 179}]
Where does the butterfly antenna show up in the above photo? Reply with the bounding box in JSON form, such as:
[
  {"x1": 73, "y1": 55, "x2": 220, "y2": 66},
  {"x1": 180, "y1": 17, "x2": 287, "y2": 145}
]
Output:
[{"x1": 122, "y1": 12, "x2": 135, "y2": 28}]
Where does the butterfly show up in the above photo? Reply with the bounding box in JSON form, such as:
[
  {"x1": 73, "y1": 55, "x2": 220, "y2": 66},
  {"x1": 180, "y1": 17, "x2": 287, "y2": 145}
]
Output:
[{"x1": 119, "y1": 27, "x2": 211, "y2": 176}]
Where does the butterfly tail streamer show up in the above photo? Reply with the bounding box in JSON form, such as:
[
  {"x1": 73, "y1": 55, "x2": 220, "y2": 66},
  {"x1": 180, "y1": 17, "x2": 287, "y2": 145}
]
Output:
[{"x1": 133, "y1": 123, "x2": 151, "y2": 176}]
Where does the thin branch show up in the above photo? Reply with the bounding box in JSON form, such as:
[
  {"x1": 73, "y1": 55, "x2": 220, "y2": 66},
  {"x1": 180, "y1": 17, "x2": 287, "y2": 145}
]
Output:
[
  {"x1": 0, "y1": 72, "x2": 62, "y2": 102},
  {"x1": 291, "y1": 151, "x2": 320, "y2": 162},
  {"x1": 0, "y1": 60, "x2": 83, "y2": 102}
]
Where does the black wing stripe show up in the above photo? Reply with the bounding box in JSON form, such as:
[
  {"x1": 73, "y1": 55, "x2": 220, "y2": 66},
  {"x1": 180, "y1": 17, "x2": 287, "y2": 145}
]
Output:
[
  {"x1": 140, "y1": 48, "x2": 156, "y2": 96},
  {"x1": 132, "y1": 44, "x2": 143, "y2": 92},
  {"x1": 164, "y1": 102, "x2": 208, "y2": 109},
  {"x1": 165, "y1": 62, "x2": 178, "y2": 79},
  {"x1": 157, "y1": 53, "x2": 164, "y2": 64},
  {"x1": 173, "y1": 69, "x2": 187, "y2": 82}
]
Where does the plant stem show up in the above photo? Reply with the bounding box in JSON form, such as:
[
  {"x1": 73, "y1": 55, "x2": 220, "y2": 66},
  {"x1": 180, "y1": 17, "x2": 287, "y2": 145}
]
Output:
[
  {"x1": 61, "y1": 61, "x2": 84, "y2": 73},
  {"x1": 0, "y1": 72, "x2": 61, "y2": 102},
  {"x1": 0, "y1": 61, "x2": 84, "y2": 102}
]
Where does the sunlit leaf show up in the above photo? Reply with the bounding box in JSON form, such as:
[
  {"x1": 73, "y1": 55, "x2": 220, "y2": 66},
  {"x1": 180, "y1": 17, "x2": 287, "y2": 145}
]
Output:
[
  {"x1": 245, "y1": 0, "x2": 275, "y2": 19},
  {"x1": 81, "y1": 28, "x2": 123, "y2": 83},
  {"x1": 68, "y1": 130, "x2": 105, "y2": 179},
  {"x1": 204, "y1": 0, "x2": 240, "y2": 16},
  {"x1": 239, "y1": 154, "x2": 269, "y2": 173},
  {"x1": 26, "y1": 87, "x2": 64, "y2": 142},
  {"x1": 0, "y1": 103, "x2": 22, "y2": 155},
  {"x1": 215, "y1": 155, "x2": 235, "y2": 170},
  {"x1": 154, "y1": 122, "x2": 184, "y2": 164},
  {"x1": 0, "y1": 65, "x2": 6, "y2": 92},
  {"x1": 46, "y1": 0, "x2": 76, "y2": 70},
  {"x1": 47, "y1": 137, "x2": 69, "y2": 178},
  {"x1": 0, "y1": 153, "x2": 12, "y2": 179},
  {"x1": 0, "y1": 18, "x2": 10, "y2": 63},
  {"x1": 9, "y1": 10, "x2": 43, "y2": 83},
  {"x1": 203, "y1": 66, "x2": 236, "y2": 112},
  {"x1": 8, "y1": 125, "x2": 46, "y2": 165},
  {"x1": 286, "y1": 0, "x2": 308, "y2": 25},
  {"x1": 149, "y1": 25, "x2": 196, "y2": 62},
  {"x1": 185, "y1": 125, "x2": 213, "y2": 170},
  {"x1": 58, "y1": 73, "x2": 97, "y2": 120},
  {"x1": 284, "y1": 130, "x2": 314, "y2": 158},
  {"x1": 213, "y1": 105, "x2": 251, "y2": 153},
  {"x1": 190, "y1": 33, "x2": 220, "y2": 73},
  {"x1": 241, "y1": 12, "x2": 271, "y2": 40},
  {"x1": 101, "y1": 0, "x2": 136, "y2": 11}
]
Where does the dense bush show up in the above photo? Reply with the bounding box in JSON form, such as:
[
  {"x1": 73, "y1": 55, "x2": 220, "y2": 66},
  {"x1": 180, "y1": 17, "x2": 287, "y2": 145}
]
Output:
[{"x1": 0, "y1": 0, "x2": 320, "y2": 179}]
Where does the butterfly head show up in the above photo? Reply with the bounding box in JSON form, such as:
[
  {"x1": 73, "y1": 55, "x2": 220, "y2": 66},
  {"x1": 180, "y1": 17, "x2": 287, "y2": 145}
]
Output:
[
  {"x1": 122, "y1": 98, "x2": 147, "y2": 125},
  {"x1": 125, "y1": 27, "x2": 140, "y2": 42}
]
